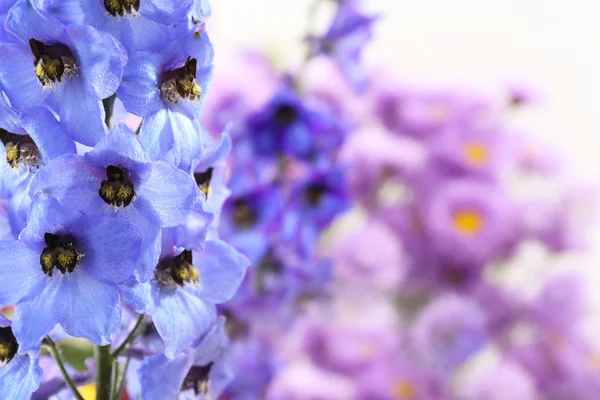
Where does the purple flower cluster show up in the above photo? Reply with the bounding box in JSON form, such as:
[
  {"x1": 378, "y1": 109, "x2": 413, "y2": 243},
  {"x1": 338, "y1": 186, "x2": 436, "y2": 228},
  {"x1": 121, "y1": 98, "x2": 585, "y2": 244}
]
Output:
[{"x1": 0, "y1": 1, "x2": 252, "y2": 399}]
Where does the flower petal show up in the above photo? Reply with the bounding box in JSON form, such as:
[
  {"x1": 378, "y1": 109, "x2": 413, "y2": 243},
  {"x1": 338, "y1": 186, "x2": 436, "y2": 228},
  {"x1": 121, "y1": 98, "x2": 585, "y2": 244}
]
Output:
[
  {"x1": 5, "y1": 0, "x2": 64, "y2": 43},
  {"x1": 0, "y1": 44, "x2": 47, "y2": 110},
  {"x1": 78, "y1": 215, "x2": 142, "y2": 283},
  {"x1": 0, "y1": 353, "x2": 43, "y2": 400},
  {"x1": 0, "y1": 240, "x2": 45, "y2": 306},
  {"x1": 85, "y1": 123, "x2": 152, "y2": 170},
  {"x1": 188, "y1": 240, "x2": 249, "y2": 304},
  {"x1": 18, "y1": 193, "x2": 82, "y2": 243},
  {"x1": 137, "y1": 160, "x2": 199, "y2": 227},
  {"x1": 137, "y1": 109, "x2": 172, "y2": 160},
  {"x1": 141, "y1": 0, "x2": 194, "y2": 24},
  {"x1": 138, "y1": 353, "x2": 194, "y2": 400},
  {"x1": 150, "y1": 288, "x2": 216, "y2": 359},
  {"x1": 117, "y1": 52, "x2": 163, "y2": 117},
  {"x1": 20, "y1": 107, "x2": 77, "y2": 162},
  {"x1": 119, "y1": 277, "x2": 153, "y2": 314}
]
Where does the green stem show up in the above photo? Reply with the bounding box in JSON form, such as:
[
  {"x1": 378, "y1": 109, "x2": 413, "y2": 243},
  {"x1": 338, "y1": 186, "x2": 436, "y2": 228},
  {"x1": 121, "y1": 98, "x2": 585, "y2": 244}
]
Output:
[
  {"x1": 112, "y1": 352, "x2": 132, "y2": 400},
  {"x1": 110, "y1": 360, "x2": 120, "y2": 400},
  {"x1": 95, "y1": 345, "x2": 113, "y2": 400},
  {"x1": 43, "y1": 337, "x2": 85, "y2": 400},
  {"x1": 102, "y1": 94, "x2": 117, "y2": 128},
  {"x1": 111, "y1": 314, "x2": 145, "y2": 358}
]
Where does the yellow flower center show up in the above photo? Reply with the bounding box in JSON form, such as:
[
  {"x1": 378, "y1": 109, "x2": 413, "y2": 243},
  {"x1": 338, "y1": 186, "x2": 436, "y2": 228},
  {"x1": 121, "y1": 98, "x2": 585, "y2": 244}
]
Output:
[
  {"x1": 453, "y1": 210, "x2": 484, "y2": 236},
  {"x1": 463, "y1": 142, "x2": 488, "y2": 167},
  {"x1": 392, "y1": 380, "x2": 415, "y2": 399}
]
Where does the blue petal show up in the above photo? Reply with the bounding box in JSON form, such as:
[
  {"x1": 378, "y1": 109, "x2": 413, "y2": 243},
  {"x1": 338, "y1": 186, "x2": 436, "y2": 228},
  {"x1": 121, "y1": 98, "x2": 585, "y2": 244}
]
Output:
[
  {"x1": 58, "y1": 269, "x2": 121, "y2": 345},
  {"x1": 123, "y1": 16, "x2": 173, "y2": 53},
  {"x1": 119, "y1": 277, "x2": 153, "y2": 314},
  {"x1": 85, "y1": 124, "x2": 152, "y2": 173},
  {"x1": 121, "y1": 204, "x2": 161, "y2": 282},
  {"x1": 171, "y1": 114, "x2": 202, "y2": 171},
  {"x1": 78, "y1": 215, "x2": 142, "y2": 283},
  {"x1": 138, "y1": 353, "x2": 194, "y2": 400},
  {"x1": 18, "y1": 193, "x2": 82, "y2": 243},
  {"x1": 0, "y1": 93, "x2": 23, "y2": 133},
  {"x1": 116, "y1": 51, "x2": 163, "y2": 117},
  {"x1": 0, "y1": 44, "x2": 47, "y2": 110},
  {"x1": 0, "y1": 240, "x2": 45, "y2": 307},
  {"x1": 5, "y1": 0, "x2": 64, "y2": 43},
  {"x1": 64, "y1": 24, "x2": 127, "y2": 99},
  {"x1": 50, "y1": 79, "x2": 107, "y2": 146},
  {"x1": 28, "y1": 159, "x2": 104, "y2": 221},
  {"x1": 12, "y1": 278, "x2": 63, "y2": 352},
  {"x1": 188, "y1": 240, "x2": 249, "y2": 304},
  {"x1": 194, "y1": 131, "x2": 232, "y2": 171},
  {"x1": 137, "y1": 109, "x2": 173, "y2": 160},
  {"x1": 20, "y1": 107, "x2": 77, "y2": 161},
  {"x1": 150, "y1": 285, "x2": 216, "y2": 359},
  {"x1": 137, "y1": 160, "x2": 199, "y2": 227},
  {"x1": 0, "y1": 353, "x2": 42, "y2": 400},
  {"x1": 142, "y1": 0, "x2": 194, "y2": 24}
]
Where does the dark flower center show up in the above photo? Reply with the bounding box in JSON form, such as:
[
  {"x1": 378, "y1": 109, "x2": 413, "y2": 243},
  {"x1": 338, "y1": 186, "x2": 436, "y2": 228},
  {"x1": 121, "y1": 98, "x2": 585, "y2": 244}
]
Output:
[
  {"x1": 303, "y1": 183, "x2": 328, "y2": 206},
  {"x1": 40, "y1": 233, "x2": 84, "y2": 277},
  {"x1": 99, "y1": 165, "x2": 136, "y2": 208},
  {"x1": 29, "y1": 39, "x2": 77, "y2": 87},
  {"x1": 255, "y1": 251, "x2": 283, "y2": 294},
  {"x1": 0, "y1": 128, "x2": 41, "y2": 170},
  {"x1": 194, "y1": 167, "x2": 213, "y2": 199},
  {"x1": 155, "y1": 250, "x2": 199, "y2": 288},
  {"x1": 181, "y1": 363, "x2": 213, "y2": 395},
  {"x1": 104, "y1": 0, "x2": 140, "y2": 17},
  {"x1": 232, "y1": 198, "x2": 256, "y2": 229},
  {"x1": 160, "y1": 57, "x2": 202, "y2": 103},
  {"x1": 0, "y1": 326, "x2": 18, "y2": 365},
  {"x1": 274, "y1": 103, "x2": 298, "y2": 126}
]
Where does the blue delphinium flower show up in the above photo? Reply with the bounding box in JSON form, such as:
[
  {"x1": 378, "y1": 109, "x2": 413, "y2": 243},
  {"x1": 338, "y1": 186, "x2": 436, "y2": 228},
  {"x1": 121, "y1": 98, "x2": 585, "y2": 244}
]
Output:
[
  {"x1": 117, "y1": 23, "x2": 214, "y2": 170},
  {"x1": 120, "y1": 235, "x2": 248, "y2": 359},
  {"x1": 29, "y1": 124, "x2": 199, "y2": 281},
  {"x1": 308, "y1": 0, "x2": 377, "y2": 92},
  {"x1": 0, "y1": 313, "x2": 43, "y2": 400},
  {"x1": 37, "y1": 0, "x2": 194, "y2": 53},
  {"x1": 0, "y1": 194, "x2": 142, "y2": 352},
  {"x1": 245, "y1": 82, "x2": 348, "y2": 162},
  {"x1": 0, "y1": 2, "x2": 127, "y2": 146},
  {"x1": 138, "y1": 317, "x2": 233, "y2": 400}
]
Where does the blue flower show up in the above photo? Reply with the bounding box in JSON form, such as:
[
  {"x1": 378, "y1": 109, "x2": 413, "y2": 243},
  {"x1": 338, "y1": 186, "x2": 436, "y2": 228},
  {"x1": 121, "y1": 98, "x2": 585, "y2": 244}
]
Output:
[
  {"x1": 120, "y1": 238, "x2": 248, "y2": 359},
  {"x1": 0, "y1": 194, "x2": 142, "y2": 352},
  {"x1": 117, "y1": 23, "x2": 214, "y2": 170},
  {"x1": 29, "y1": 124, "x2": 199, "y2": 281},
  {"x1": 0, "y1": 314, "x2": 43, "y2": 400},
  {"x1": 309, "y1": 2, "x2": 377, "y2": 92},
  {"x1": 245, "y1": 83, "x2": 348, "y2": 161},
  {"x1": 138, "y1": 317, "x2": 233, "y2": 400},
  {"x1": 37, "y1": 0, "x2": 194, "y2": 53},
  {"x1": 0, "y1": 3, "x2": 127, "y2": 145}
]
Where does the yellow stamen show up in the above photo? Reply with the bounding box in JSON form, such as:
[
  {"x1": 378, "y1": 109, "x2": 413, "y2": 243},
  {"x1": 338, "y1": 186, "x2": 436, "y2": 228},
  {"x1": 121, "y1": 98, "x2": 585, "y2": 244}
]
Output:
[
  {"x1": 392, "y1": 380, "x2": 415, "y2": 399},
  {"x1": 452, "y1": 210, "x2": 483, "y2": 236},
  {"x1": 463, "y1": 142, "x2": 488, "y2": 167}
]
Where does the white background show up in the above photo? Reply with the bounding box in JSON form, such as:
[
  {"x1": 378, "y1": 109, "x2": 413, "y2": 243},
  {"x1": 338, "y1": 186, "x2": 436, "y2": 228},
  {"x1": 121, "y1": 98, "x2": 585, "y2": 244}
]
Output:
[{"x1": 209, "y1": 1, "x2": 600, "y2": 313}]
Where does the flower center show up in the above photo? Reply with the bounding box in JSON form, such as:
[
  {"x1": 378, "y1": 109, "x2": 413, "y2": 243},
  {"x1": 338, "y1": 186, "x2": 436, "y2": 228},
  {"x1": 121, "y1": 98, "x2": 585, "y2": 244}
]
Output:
[
  {"x1": 160, "y1": 57, "x2": 202, "y2": 103},
  {"x1": 155, "y1": 250, "x2": 200, "y2": 288},
  {"x1": 452, "y1": 210, "x2": 483, "y2": 236},
  {"x1": 99, "y1": 165, "x2": 136, "y2": 208},
  {"x1": 29, "y1": 39, "x2": 77, "y2": 87},
  {"x1": 232, "y1": 198, "x2": 256, "y2": 229},
  {"x1": 0, "y1": 326, "x2": 18, "y2": 365},
  {"x1": 194, "y1": 167, "x2": 213, "y2": 199},
  {"x1": 104, "y1": 0, "x2": 140, "y2": 17},
  {"x1": 255, "y1": 251, "x2": 283, "y2": 294},
  {"x1": 463, "y1": 142, "x2": 488, "y2": 167},
  {"x1": 181, "y1": 363, "x2": 213, "y2": 395},
  {"x1": 0, "y1": 128, "x2": 41, "y2": 171},
  {"x1": 303, "y1": 183, "x2": 328, "y2": 206},
  {"x1": 40, "y1": 233, "x2": 84, "y2": 277},
  {"x1": 274, "y1": 103, "x2": 298, "y2": 126},
  {"x1": 392, "y1": 380, "x2": 415, "y2": 399}
]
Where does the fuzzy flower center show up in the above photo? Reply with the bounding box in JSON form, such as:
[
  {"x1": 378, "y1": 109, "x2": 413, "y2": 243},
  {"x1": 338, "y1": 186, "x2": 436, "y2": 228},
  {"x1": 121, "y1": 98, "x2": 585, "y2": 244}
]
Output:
[
  {"x1": 255, "y1": 252, "x2": 283, "y2": 293},
  {"x1": 0, "y1": 128, "x2": 41, "y2": 171},
  {"x1": 29, "y1": 39, "x2": 78, "y2": 87},
  {"x1": 392, "y1": 379, "x2": 415, "y2": 399},
  {"x1": 99, "y1": 165, "x2": 136, "y2": 208},
  {"x1": 155, "y1": 250, "x2": 200, "y2": 288},
  {"x1": 274, "y1": 103, "x2": 298, "y2": 126},
  {"x1": 303, "y1": 183, "x2": 328, "y2": 206},
  {"x1": 194, "y1": 167, "x2": 213, "y2": 199},
  {"x1": 160, "y1": 57, "x2": 202, "y2": 103},
  {"x1": 104, "y1": 0, "x2": 140, "y2": 17},
  {"x1": 463, "y1": 142, "x2": 488, "y2": 167},
  {"x1": 452, "y1": 210, "x2": 484, "y2": 236},
  {"x1": 232, "y1": 198, "x2": 257, "y2": 229},
  {"x1": 40, "y1": 233, "x2": 84, "y2": 277},
  {"x1": 0, "y1": 326, "x2": 18, "y2": 365},
  {"x1": 181, "y1": 363, "x2": 213, "y2": 395}
]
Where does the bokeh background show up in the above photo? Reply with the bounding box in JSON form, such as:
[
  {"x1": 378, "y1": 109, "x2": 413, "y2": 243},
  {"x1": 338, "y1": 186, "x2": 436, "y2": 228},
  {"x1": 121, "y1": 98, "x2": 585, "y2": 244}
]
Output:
[{"x1": 209, "y1": 0, "x2": 600, "y2": 314}]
